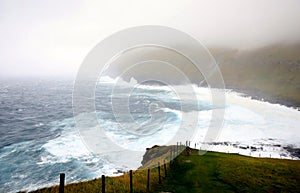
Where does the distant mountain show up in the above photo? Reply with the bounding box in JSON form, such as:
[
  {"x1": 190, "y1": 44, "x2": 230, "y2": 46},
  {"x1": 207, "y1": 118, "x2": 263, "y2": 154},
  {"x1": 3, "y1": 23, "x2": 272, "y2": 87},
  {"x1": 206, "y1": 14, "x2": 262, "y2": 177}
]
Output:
[
  {"x1": 210, "y1": 44, "x2": 300, "y2": 107},
  {"x1": 105, "y1": 44, "x2": 300, "y2": 108}
]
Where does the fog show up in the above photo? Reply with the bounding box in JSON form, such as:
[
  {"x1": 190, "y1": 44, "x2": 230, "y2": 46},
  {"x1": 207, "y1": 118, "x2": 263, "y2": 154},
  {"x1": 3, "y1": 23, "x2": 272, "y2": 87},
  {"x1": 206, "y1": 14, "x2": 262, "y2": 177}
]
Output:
[{"x1": 1, "y1": 0, "x2": 300, "y2": 78}]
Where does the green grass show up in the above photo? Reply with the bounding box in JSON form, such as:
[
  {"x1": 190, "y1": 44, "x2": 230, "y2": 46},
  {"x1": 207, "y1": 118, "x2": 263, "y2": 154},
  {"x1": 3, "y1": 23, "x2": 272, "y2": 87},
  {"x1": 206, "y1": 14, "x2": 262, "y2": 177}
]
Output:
[
  {"x1": 156, "y1": 149, "x2": 300, "y2": 193},
  {"x1": 29, "y1": 147, "x2": 300, "y2": 193}
]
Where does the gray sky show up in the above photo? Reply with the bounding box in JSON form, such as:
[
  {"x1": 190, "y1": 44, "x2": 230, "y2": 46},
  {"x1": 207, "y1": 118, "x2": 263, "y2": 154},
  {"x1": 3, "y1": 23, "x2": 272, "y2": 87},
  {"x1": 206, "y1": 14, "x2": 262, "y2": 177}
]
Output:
[{"x1": 1, "y1": 0, "x2": 300, "y2": 78}]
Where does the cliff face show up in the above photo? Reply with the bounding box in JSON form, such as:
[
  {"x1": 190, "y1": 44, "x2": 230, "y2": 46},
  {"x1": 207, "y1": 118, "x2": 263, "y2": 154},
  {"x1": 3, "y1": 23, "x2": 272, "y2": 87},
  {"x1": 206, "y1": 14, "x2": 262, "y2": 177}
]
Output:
[{"x1": 140, "y1": 145, "x2": 172, "y2": 169}]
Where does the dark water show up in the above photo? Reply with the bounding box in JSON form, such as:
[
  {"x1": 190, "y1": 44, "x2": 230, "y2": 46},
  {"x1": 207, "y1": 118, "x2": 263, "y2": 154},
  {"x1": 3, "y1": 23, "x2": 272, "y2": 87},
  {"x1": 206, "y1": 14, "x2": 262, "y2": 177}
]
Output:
[
  {"x1": 0, "y1": 79, "x2": 184, "y2": 192},
  {"x1": 0, "y1": 79, "x2": 120, "y2": 192},
  {"x1": 0, "y1": 79, "x2": 73, "y2": 149},
  {"x1": 0, "y1": 79, "x2": 77, "y2": 192}
]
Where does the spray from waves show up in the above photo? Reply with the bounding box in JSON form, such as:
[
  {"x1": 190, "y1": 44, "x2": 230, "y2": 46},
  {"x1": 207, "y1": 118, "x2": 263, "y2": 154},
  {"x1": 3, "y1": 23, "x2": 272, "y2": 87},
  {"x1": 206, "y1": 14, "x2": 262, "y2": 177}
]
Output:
[
  {"x1": 45, "y1": 83, "x2": 300, "y2": 169},
  {"x1": 40, "y1": 118, "x2": 125, "y2": 176},
  {"x1": 5, "y1": 106, "x2": 178, "y2": 192},
  {"x1": 101, "y1": 107, "x2": 182, "y2": 151},
  {"x1": 192, "y1": 87, "x2": 300, "y2": 159},
  {"x1": 48, "y1": 84, "x2": 300, "y2": 169},
  {"x1": 0, "y1": 117, "x2": 124, "y2": 193}
]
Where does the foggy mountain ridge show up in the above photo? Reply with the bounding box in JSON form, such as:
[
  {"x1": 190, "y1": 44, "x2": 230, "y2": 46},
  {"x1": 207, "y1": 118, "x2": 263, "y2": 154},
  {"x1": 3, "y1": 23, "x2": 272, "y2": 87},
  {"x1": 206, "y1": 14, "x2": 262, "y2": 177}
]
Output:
[
  {"x1": 210, "y1": 43, "x2": 300, "y2": 108},
  {"x1": 106, "y1": 43, "x2": 300, "y2": 108}
]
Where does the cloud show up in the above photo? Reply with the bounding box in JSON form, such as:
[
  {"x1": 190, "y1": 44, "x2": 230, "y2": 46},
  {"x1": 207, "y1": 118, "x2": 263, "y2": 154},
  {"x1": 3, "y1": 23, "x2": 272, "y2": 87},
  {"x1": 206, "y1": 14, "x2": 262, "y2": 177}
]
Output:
[{"x1": 0, "y1": 0, "x2": 300, "y2": 78}]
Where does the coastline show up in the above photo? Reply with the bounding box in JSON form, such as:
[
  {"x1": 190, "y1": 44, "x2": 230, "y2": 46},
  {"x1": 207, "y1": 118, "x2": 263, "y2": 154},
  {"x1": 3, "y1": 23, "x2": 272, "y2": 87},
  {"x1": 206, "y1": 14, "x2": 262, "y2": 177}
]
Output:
[{"x1": 225, "y1": 86, "x2": 300, "y2": 110}]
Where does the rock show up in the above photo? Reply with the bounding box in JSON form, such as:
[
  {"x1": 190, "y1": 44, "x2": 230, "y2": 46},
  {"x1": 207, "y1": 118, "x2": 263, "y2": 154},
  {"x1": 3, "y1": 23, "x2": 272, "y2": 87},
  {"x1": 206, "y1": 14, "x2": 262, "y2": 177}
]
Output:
[
  {"x1": 141, "y1": 145, "x2": 170, "y2": 166},
  {"x1": 283, "y1": 146, "x2": 300, "y2": 158}
]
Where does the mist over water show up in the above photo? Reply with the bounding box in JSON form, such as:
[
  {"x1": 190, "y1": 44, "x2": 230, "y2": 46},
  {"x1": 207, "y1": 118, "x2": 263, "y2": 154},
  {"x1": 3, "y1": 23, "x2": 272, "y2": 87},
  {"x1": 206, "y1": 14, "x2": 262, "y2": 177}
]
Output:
[{"x1": 0, "y1": 79, "x2": 299, "y2": 192}]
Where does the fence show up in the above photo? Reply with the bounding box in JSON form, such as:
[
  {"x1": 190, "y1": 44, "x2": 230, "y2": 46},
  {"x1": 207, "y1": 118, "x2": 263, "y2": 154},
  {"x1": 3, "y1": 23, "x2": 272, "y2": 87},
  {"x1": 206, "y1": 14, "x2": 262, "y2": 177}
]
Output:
[
  {"x1": 57, "y1": 141, "x2": 192, "y2": 193},
  {"x1": 59, "y1": 162, "x2": 167, "y2": 193}
]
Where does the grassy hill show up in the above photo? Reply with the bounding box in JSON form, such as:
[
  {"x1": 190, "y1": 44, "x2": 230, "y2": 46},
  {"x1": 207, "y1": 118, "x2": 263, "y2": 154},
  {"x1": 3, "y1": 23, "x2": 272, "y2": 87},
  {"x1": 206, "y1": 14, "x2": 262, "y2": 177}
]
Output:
[
  {"x1": 155, "y1": 148, "x2": 300, "y2": 193},
  {"x1": 28, "y1": 146, "x2": 300, "y2": 193}
]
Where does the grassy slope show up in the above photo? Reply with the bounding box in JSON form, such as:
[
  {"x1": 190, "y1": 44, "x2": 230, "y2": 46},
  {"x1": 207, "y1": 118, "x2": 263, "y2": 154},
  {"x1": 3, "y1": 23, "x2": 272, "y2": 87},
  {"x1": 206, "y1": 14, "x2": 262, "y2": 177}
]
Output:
[
  {"x1": 29, "y1": 147, "x2": 300, "y2": 193},
  {"x1": 156, "y1": 149, "x2": 300, "y2": 193}
]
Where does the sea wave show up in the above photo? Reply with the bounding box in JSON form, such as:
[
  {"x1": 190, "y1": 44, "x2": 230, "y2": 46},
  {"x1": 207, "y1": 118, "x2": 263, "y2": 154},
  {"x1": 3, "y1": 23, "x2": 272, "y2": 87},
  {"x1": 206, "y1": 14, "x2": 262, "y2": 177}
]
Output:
[{"x1": 1, "y1": 80, "x2": 300, "y2": 192}]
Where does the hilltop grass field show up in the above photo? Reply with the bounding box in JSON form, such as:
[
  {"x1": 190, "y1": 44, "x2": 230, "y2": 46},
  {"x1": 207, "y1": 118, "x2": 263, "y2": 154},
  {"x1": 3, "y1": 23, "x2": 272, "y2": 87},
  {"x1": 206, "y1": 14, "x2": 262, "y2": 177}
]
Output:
[{"x1": 29, "y1": 147, "x2": 300, "y2": 193}]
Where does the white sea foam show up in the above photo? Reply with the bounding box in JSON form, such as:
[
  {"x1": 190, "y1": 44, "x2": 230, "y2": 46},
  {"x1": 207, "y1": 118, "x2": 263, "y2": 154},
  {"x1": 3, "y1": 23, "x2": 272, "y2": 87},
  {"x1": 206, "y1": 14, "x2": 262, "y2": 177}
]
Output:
[
  {"x1": 44, "y1": 84, "x2": 300, "y2": 174},
  {"x1": 186, "y1": 87, "x2": 300, "y2": 159},
  {"x1": 3, "y1": 79, "x2": 300, "y2": 193}
]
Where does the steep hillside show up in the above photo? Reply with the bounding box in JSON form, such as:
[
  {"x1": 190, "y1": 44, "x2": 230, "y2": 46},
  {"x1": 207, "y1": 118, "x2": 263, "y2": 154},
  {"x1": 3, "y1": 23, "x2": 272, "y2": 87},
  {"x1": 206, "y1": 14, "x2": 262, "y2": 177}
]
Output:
[{"x1": 210, "y1": 44, "x2": 300, "y2": 107}]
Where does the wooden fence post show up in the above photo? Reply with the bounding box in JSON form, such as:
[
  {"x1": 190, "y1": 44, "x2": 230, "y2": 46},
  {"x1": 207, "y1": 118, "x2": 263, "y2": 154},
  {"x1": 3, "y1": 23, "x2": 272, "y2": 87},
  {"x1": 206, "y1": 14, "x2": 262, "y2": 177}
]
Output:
[
  {"x1": 59, "y1": 173, "x2": 65, "y2": 193},
  {"x1": 158, "y1": 162, "x2": 161, "y2": 184},
  {"x1": 147, "y1": 168, "x2": 150, "y2": 192},
  {"x1": 164, "y1": 160, "x2": 167, "y2": 177},
  {"x1": 173, "y1": 146, "x2": 176, "y2": 158},
  {"x1": 130, "y1": 170, "x2": 133, "y2": 193},
  {"x1": 102, "y1": 175, "x2": 105, "y2": 193}
]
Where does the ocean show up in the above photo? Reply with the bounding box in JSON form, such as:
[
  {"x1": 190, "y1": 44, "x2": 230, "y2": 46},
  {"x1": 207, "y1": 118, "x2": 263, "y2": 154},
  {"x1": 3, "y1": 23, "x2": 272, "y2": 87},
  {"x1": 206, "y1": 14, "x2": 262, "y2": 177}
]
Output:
[{"x1": 0, "y1": 78, "x2": 299, "y2": 192}]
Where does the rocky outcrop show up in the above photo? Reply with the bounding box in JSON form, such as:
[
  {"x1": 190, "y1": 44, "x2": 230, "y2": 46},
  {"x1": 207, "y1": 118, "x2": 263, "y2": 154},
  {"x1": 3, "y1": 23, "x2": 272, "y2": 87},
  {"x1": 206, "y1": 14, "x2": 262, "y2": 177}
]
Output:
[{"x1": 141, "y1": 145, "x2": 171, "y2": 166}]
